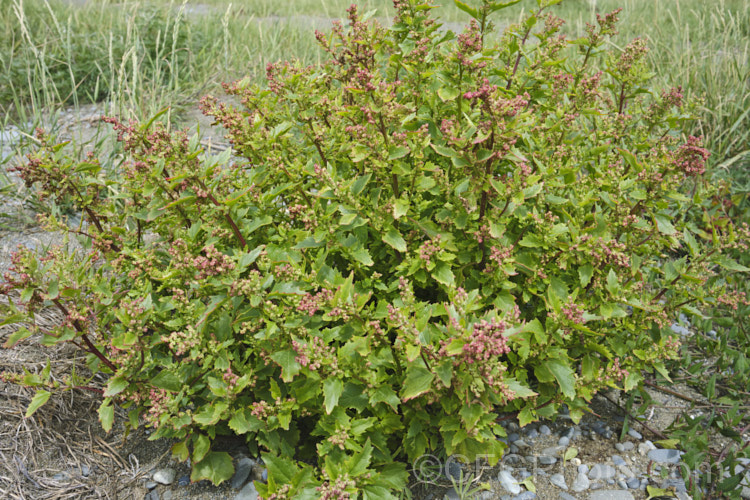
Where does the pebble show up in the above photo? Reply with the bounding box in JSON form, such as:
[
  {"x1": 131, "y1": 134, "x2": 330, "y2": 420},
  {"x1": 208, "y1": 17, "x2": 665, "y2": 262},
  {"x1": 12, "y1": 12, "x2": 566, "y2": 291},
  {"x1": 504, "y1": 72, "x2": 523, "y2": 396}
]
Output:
[
  {"x1": 231, "y1": 457, "x2": 255, "y2": 489},
  {"x1": 589, "y1": 491, "x2": 635, "y2": 500},
  {"x1": 550, "y1": 473, "x2": 568, "y2": 490},
  {"x1": 648, "y1": 449, "x2": 682, "y2": 464},
  {"x1": 539, "y1": 456, "x2": 557, "y2": 465},
  {"x1": 572, "y1": 471, "x2": 590, "y2": 492},
  {"x1": 589, "y1": 464, "x2": 616, "y2": 480},
  {"x1": 539, "y1": 425, "x2": 552, "y2": 435},
  {"x1": 579, "y1": 464, "x2": 590, "y2": 475},
  {"x1": 626, "y1": 477, "x2": 640, "y2": 489},
  {"x1": 559, "y1": 493, "x2": 577, "y2": 500},
  {"x1": 153, "y1": 468, "x2": 176, "y2": 485},
  {"x1": 508, "y1": 433, "x2": 520, "y2": 442},
  {"x1": 670, "y1": 323, "x2": 691, "y2": 336},
  {"x1": 627, "y1": 429, "x2": 643, "y2": 440},
  {"x1": 177, "y1": 475, "x2": 190, "y2": 487},
  {"x1": 513, "y1": 439, "x2": 530, "y2": 449},
  {"x1": 638, "y1": 441, "x2": 656, "y2": 455},
  {"x1": 526, "y1": 428, "x2": 539, "y2": 439},
  {"x1": 162, "y1": 492, "x2": 173, "y2": 500},
  {"x1": 81, "y1": 464, "x2": 91, "y2": 477},
  {"x1": 620, "y1": 442, "x2": 635, "y2": 451},
  {"x1": 144, "y1": 491, "x2": 159, "y2": 500},
  {"x1": 234, "y1": 481, "x2": 259, "y2": 500},
  {"x1": 145, "y1": 481, "x2": 158, "y2": 490},
  {"x1": 612, "y1": 455, "x2": 626, "y2": 466},
  {"x1": 618, "y1": 465, "x2": 636, "y2": 478},
  {"x1": 558, "y1": 436, "x2": 570, "y2": 447},
  {"x1": 498, "y1": 470, "x2": 521, "y2": 495},
  {"x1": 513, "y1": 492, "x2": 536, "y2": 500}
]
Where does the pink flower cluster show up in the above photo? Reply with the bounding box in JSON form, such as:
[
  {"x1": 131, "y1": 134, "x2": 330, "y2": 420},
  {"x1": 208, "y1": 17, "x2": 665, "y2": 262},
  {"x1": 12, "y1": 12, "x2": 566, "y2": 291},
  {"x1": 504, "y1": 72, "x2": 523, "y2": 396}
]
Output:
[
  {"x1": 673, "y1": 136, "x2": 709, "y2": 176},
  {"x1": 418, "y1": 235, "x2": 441, "y2": 267},
  {"x1": 316, "y1": 473, "x2": 356, "y2": 500},
  {"x1": 166, "y1": 327, "x2": 200, "y2": 356},
  {"x1": 462, "y1": 319, "x2": 511, "y2": 364},
  {"x1": 610, "y1": 357, "x2": 629, "y2": 382},
  {"x1": 488, "y1": 245, "x2": 514, "y2": 268},
  {"x1": 144, "y1": 388, "x2": 170, "y2": 427},
  {"x1": 572, "y1": 235, "x2": 629, "y2": 269},
  {"x1": 192, "y1": 244, "x2": 235, "y2": 280},
  {"x1": 297, "y1": 288, "x2": 334, "y2": 316},
  {"x1": 561, "y1": 300, "x2": 585, "y2": 328},
  {"x1": 250, "y1": 400, "x2": 272, "y2": 419}
]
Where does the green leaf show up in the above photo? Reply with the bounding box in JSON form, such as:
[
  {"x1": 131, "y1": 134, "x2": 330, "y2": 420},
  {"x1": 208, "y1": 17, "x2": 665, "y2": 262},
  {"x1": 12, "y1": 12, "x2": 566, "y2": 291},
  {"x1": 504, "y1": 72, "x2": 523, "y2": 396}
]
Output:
[
  {"x1": 46, "y1": 279, "x2": 59, "y2": 300},
  {"x1": 400, "y1": 364, "x2": 435, "y2": 401},
  {"x1": 437, "y1": 86, "x2": 460, "y2": 102},
  {"x1": 348, "y1": 440, "x2": 373, "y2": 477},
  {"x1": 323, "y1": 378, "x2": 344, "y2": 414},
  {"x1": 351, "y1": 173, "x2": 372, "y2": 196},
  {"x1": 191, "y1": 452, "x2": 234, "y2": 486},
  {"x1": 505, "y1": 379, "x2": 537, "y2": 399},
  {"x1": 430, "y1": 144, "x2": 458, "y2": 157},
  {"x1": 4, "y1": 327, "x2": 33, "y2": 348},
  {"x1": 453, "y1": 0, "x2": 479, "y2": 19},
  {"x1": 193, "y1": 434, "x2": 211, "y2": 462},
  {"x1": 606, "y1": 269, "x2": 620, "y2": 296},
  {"x1": 579, "y1": 264, "x2": 594, "y2": 287},
  {"x1": 654, "y1": 214, "x2": 676, "y2": 235},
  {"x1": 393, "y1": 199, "x2": 409, "y2": 219},
  {"x1": 715, "y1": 255, "x2": 750, "y2": 272},
  {"x1": 382, "y1": 229, "x2": 407, "y2": 252},
  {"x1": 545, "y1": 359, "x2": 576, "y2": 399},
  {"x1": 488, "y1": 0, "x2": 522, "y2": 12},
  {"x1": 370, "y1": 386, "x2": 401, "y2": 412},
  {"x1": 351, "y1": 246, "x2": 374, "y2": 266},
  {"x1": 432, "y1": 263, "x2": 454, "y2": 286},
  {"x1": 98, "y1": 399, "x2": 114, "y2": 432},
  {"x1": 103, "y1": 376, "x2": 129, "y2": 397},
  {"x1": 271, "y1": 350, "x2": 301, "y2": 382},
  {"x1": 151, "y1": 370, "x2": 182, "y2": 392},
  {"x1": 263, "y1": 453, "x2": 298, "y2": 485},
  {"x1": 388, "y1": 145, "x2": 410, "y2": 160},
  {"x1": 26, "y1": 390, "x2": 51, "y2": 418}
]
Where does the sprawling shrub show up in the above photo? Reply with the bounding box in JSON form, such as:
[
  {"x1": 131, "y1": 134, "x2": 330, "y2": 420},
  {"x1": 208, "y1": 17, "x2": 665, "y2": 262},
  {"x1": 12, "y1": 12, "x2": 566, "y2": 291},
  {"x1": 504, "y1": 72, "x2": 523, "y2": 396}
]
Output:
[{"x1": 2, "y1": 0, "x2": 748, "y2": 497}]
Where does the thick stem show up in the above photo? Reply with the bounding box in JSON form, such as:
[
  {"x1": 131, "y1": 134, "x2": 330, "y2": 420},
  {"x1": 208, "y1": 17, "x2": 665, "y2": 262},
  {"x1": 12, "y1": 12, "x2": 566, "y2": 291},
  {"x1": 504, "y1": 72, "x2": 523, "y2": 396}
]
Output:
[
  {"x1": 52, "y1": 299, "x2": 118, "y2": 372},
  {"x1": 204, "y1": 189, "x2": 248, "y2": 250}
]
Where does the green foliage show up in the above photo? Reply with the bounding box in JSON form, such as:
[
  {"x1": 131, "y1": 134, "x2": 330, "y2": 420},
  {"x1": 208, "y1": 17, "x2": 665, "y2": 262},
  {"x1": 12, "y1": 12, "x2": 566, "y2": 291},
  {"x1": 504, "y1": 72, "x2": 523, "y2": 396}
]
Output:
[{"x1": 1, "y1": 0, "x2": 748, "y2": 497}]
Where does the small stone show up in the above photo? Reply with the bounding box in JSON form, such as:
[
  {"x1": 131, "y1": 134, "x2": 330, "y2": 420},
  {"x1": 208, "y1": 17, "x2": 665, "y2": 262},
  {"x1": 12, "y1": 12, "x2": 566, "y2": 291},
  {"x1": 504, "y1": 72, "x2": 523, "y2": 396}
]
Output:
[
  {"x1": 638, "y1": 441, "x2": 656, "y2": 455},
  {"x1": 626, "y1": 477, "x2": 640, "y2": 489},
  {"x1": 540, "y1": 425, "x2": 552, "y2": 435},
  {"x1": 648, "y1": 449, "x2": 682, "y2": 464},
  {"x1": 621, "y1": 442, "x2": 635, "y2": 451},
  {"x1": 52, "y1": 472, "x2": 69, "y2": 481},
  {"x1": 561, "y1": 427, "x2": 575, "y2": 439},
  {"x1": 507, "y1": 422, "x2": 520, "y2": 432},
  {"x1": 231, "y1": 458, "x2": 255, "y2": 489},
  {"x1": 177, "y1": 475, "x2": 190, "y2": 487},
  {"x1": 559, "y1": 493, "x2": 577, "y2": 500},
  {"x1": 558, "y1": 436, "x2": 570, "y2": 447},
  {"x1": 618, "y1": 465, "x2": 635, "y2": 478},
  {"x1": 588, "y1": 491, "x2": 635, "y2": 500},
  {"x1": 617, "y1": 479, "x2": 628, "y2": 489},
  {"x1": 513, "y1": 439, "x2": 530, "y2": 449},
  {"x1": 707, "y1": 330, "x2": 718, "y2": 339},
  {"x1": 526, "y1": 428, "x2": 539, "y2": 439},
  {"x1": 550, "y1": 473, "x2": 568, "y2": 490},
  {"x1": 162, "y1": 492, "x2": 173, "y2": 500},
  {"x1": 578, "y1": 464, "x2": 590, "y2": 475},
  {"x1": 81, "y1": 464, "x2": 91, "y2": 477},
  {"x1": 544, "y1": 446, "x2": 566, "y2": 457},
  {"x1": 234, "y1": 481, "x2": 259, "y2": 500},
  {"x1": 627, "y1": 429, "x2": 643, "y2": 440},
  {"x1": 615, "y1": 443, "x2": 625, "y2": 452},
  {"x1": 144, "y1": 491, "x2": 159, "y2": 500},
  {"x1": 539, "y1": 456, "x2": 557, "y2": 465},
  {"x1": 661, "y1": 478, "x2": 687, "y2": 492},
  {"x1": 145, "y1": 481, "x2": 158, "y2": 490},
  {"x1": 514, "y1": 492, "x2": 536, "y2": 500},
  {"x1": 443, "y1": 487, "x2": 460, "y2": 500},
  {"x1": 670, "y1": 323, "x2": 690, "y2": 336},
  {"x1": 153, "y1": 468, "x2": 176, "y2": 485},
  {"x1": 498, "y1": 470, "x2": 522, "y2": 495},
  {"x1": 510, "y1": 444, "x2": 519, "y2": 454},
  {"x1": 589, "y1": 464, "x2": 616, "y2": 480},
  {"x1": 508, "y1": 432, "x2": 520, "y2": 442},
  {"x1": 570, "y1": 458, "x2": 582, "y2": 467},
  {"x1": 572, "y1": 472, "x2": 590, "y2": 492},
  {"x1": 612, "y1": 455, "x2": 626, "y2": 466}
]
